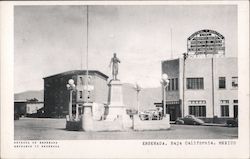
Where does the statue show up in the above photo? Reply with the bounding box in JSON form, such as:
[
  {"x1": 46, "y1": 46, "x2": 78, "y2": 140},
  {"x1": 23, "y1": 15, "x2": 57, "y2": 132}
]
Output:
[{"x1": 109, "y1": 53, "x2": 121, "y2": 80}]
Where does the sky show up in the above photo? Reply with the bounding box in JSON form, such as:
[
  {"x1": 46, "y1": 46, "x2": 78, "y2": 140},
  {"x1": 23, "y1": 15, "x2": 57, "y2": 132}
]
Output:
[{"x1": 14, "y1": 5, "x2": 237, "y2": 93}]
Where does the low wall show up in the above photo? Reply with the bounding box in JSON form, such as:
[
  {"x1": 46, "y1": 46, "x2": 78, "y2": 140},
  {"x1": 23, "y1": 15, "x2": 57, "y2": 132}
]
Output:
[
  {"x1": 92, "y1": 118, "x2": 124, "y2": 131},
  {"x1": 66, "y1": 118, "x2": 125, "y2": 131},
  {"x1": 82, "y1": 115, "x2": 131, "y2": 131},
  {"x1": 133, "y1": 115, "x2": 170, "y2": 131},
  {"x1": 68, "y1": 114, "x2": 170, "y2": 131}
]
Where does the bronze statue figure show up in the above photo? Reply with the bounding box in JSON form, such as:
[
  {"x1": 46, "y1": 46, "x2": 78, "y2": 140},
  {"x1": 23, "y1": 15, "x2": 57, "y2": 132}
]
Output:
[{"x1": 109, "y1": 53, "x2": 121, "y2": 80}]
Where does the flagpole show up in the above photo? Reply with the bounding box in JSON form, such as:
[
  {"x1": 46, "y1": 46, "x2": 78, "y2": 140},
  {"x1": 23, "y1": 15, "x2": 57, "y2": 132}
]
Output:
[{"x1": 85, "y1": 5, "x2": 89, "y2": 102}]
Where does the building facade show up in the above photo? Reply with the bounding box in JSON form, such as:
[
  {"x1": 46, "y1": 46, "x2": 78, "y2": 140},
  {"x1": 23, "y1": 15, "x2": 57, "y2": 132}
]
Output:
[
  {"x1": 14, "y1": 100, "x2": 44, "y2": 117},
  {"x1": 161, "y1": 30, "x2": 238, "y2": 123},
  {"x1": 162, "y1": 57, "x2": 238, "y2": 122},
  {"x1": 43, "y1": 70, "x2": 109, "y2": 118}
]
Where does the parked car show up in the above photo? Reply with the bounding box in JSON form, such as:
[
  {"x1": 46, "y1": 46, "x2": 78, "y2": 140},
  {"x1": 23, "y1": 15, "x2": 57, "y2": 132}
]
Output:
[
  {"x1": 139, "y1": 109, "x2": 162, "y2": 120},
  {"x1": 139, "y1": 112, "x2": 152, "y2": 120},
  {"x1": 226, "y1": 118, "x2": 238, "y2": 127},
  {"x1": 175, "y1": 115, "x2": 204, "y2": 125}
]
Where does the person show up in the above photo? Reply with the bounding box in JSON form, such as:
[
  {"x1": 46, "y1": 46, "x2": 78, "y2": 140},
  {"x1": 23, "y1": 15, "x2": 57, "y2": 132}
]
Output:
[{"x1": 109, "y1": 53, "x2": 121, "y2": 80}]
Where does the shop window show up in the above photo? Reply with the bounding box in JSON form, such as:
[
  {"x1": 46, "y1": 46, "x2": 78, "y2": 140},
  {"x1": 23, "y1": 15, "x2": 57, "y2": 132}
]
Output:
[
  {"x1": 189, "y1": 106, "x2": 206, "y2": 117},
  {"x1": 221, "y1": 105, "x2": 229, "y2": 117},
  {"x1": 186, "y1": 78, "x2": 204, "y2": 89},
  {"x1": 219, "y1": 77, "x2": 226, "y2": 89}
]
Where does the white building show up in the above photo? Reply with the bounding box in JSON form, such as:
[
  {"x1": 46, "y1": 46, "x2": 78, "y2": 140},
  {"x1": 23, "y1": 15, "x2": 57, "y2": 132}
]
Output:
[{"x1": 161, "y1": 29, "x2": 238, "y2": 123}]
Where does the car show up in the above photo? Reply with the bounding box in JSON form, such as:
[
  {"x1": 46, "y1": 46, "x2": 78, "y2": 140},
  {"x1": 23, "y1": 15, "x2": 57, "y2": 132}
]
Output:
[
  {"x1": 139, "y1": 109, "x2": 163, "y2": 120},
  {"x1": 139, "y1": 112, "x2": 152, "y2": 120},
  {"x1": 226, "y1": 118, "x2": 238, "y2": 127},
  {"x1": 175, "y1": 115, "x2": 205, "y2": 125}
]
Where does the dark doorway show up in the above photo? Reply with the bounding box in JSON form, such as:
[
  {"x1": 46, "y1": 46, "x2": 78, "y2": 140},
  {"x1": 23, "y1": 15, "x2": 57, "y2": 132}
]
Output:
[
  {"x1": 169, "y1": 107, "x2": 176, "y2": 121},
  {"x1": 234, "y1": 105, "x2": 238, "y2": 118},
  {"x1": 167, "y1": 104, "x2": 181, "y2": 121}
]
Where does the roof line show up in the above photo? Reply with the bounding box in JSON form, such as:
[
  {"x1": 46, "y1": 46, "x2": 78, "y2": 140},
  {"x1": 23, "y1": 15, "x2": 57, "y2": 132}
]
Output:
[{"x1": 43, "y1": 70, "x2": 109, "y2": 79}]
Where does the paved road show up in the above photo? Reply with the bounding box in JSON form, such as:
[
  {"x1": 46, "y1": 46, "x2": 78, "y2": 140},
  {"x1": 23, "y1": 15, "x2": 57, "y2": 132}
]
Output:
[{"x1": 15, "y1": 118, "x2": 238, "y2": 140}]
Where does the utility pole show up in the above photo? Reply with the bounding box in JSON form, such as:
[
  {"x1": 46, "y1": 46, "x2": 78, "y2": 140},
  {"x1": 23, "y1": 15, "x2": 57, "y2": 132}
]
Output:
[
  {"x1": 84, "y1": 5, "x2": 90, "y2": 103},
  {"x1": 182, "y1": 53, "x2": 187, "y2": 117}
]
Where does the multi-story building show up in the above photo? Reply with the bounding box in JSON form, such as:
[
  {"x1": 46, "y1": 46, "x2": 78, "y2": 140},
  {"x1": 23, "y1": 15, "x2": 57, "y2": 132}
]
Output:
[
  {"x1": 43, "y1": 70, "x2": 109, "y2": 118},
  {"x1": 161, "y1": 29, "x2": 238, "y2": 123}
]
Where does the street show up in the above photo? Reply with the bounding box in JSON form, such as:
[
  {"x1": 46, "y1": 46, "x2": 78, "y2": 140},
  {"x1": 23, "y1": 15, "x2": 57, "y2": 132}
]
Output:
[{"x1": 15, "y1": 118, "x2": 238, "y2": 140}]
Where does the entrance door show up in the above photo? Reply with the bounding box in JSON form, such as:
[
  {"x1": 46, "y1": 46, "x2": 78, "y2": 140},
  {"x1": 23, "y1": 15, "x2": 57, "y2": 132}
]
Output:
[
  {"x1": 169, "y1": 106, "x2": 177, "y2": 121},
  {"x1": 234, "y1": 105, "x2": 238, "y2": 118}
]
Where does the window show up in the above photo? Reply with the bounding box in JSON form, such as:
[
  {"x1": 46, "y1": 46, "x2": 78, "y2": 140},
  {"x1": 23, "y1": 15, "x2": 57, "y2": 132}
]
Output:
[
  {"x1": 233, "y1": 99, "x2": 238, "y2": 118},
  {"x1": 79, "y1": 91, "x2": 83, "y2": 99},
  {"x1": 167, "y1": 82, "x2": 170, "y2": 91},
  {"x1": 232, "y1": 77, "x2": 238, "y2": 88},
  {"x1": 219, "y1": 77, "x2": 226, "y2": 89},
  {"x1": 79, "y1": 77, "x2": 84, "y2": 85},
  {"x1": 175, "y1": 78, "x2": 179, "y2": 90},
  {"x1": 186, "y1": 78, "x2": 204, "y2": 89},
  {"x1": 233, "y1": 100, "x2": 238, "y2": 104},
  {"x1": 166, "y1": 78, "x2": 179, "y2": 91},
  {"x1": 221, "y1": 105, "x2": 229, "y2": 117},
  {"x1": 220, "y1": 100, "x2": 229, "y2": 104},
  {"x1": 171, "y1": 79, "x2": 175, "y2": 91},
  {"x1": 189, "y1": 106, "x2": 206, "y2": 117}
]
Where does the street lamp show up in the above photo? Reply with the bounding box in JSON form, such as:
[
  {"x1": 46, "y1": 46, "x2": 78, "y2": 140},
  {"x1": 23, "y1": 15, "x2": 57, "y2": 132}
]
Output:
[
  {"x1": 161, "y1": 73, "x2": 170, "y2": 116},
  {"x1": 66, "y1": 79, "x2": 76, "y2": 120},
  {"x1": 134, "y1": 83, "x2": 142, "y2": 114}
]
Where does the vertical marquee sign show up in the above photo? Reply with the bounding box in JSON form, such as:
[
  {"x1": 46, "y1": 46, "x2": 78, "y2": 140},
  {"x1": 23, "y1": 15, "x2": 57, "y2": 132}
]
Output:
[{"x1": 187, "y1": 29, "x2": 225, "y2": 56}]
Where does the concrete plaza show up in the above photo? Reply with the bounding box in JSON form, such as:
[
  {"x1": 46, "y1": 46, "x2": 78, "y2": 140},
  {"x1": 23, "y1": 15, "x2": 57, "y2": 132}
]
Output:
[{"x1": 14, "y1": 118, "x2": 238, "y2": 140}]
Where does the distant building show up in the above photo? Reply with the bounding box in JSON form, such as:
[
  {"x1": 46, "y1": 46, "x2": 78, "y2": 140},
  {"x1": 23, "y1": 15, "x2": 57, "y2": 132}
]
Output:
[
  {"x1": 14, "y1": 100, "x2": 44, "y2": 117},
  {"x1": 43, "y1": 70, "x2": 109, "y2": 118},
  {"x1": 161, "y1": 29, "x2": 238, "y2": 123}
]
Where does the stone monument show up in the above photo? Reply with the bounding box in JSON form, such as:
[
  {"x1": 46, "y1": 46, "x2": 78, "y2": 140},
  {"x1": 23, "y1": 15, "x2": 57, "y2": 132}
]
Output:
[{"x1": 106, "y1": 53, "x2": 132, "y2": 128}]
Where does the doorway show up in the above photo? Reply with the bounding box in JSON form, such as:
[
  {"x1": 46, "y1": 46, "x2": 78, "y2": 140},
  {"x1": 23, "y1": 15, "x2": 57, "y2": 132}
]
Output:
[
  {"x1": 167, "y1": 104, "x2": 181, "y2": 121},
  {"x1": 234, "y1": 105, "x2": 238, "y2": 118}
]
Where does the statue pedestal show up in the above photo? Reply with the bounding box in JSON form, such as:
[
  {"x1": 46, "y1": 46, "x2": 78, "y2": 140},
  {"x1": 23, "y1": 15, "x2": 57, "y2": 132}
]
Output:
[
  {"x1": 81, "y1": 103, "x2": 93, "y2": 131},
  {"x1": 106, "y1": 80, "x2": 132, "y2": 128}
]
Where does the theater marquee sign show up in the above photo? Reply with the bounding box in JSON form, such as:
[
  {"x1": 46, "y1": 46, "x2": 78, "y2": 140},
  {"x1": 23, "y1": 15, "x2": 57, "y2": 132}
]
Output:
[{"x1": 187, "y1": 29, "x2": 225, "y2": 55}]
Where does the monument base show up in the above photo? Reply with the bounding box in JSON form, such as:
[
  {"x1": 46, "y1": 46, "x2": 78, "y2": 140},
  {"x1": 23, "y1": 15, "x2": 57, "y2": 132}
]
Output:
[
  {"x1": 105, "y1": 80, "x2": 132, "y2": 129},
  {"x1": 105, "y1": 106, "x2": 126, "y2": 120}
]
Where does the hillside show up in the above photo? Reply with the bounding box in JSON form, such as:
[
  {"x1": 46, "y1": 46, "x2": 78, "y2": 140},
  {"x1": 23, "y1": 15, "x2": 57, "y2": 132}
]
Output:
[
  {"x1": 123, "y1": 83, "x2": 161, "y2": 111},
  {"x1": 14, "y1": 84, "x2": 161, "y2": 111},
  {"x1": 14, "y1": 90, "x2": 44, "y2": 101}
]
